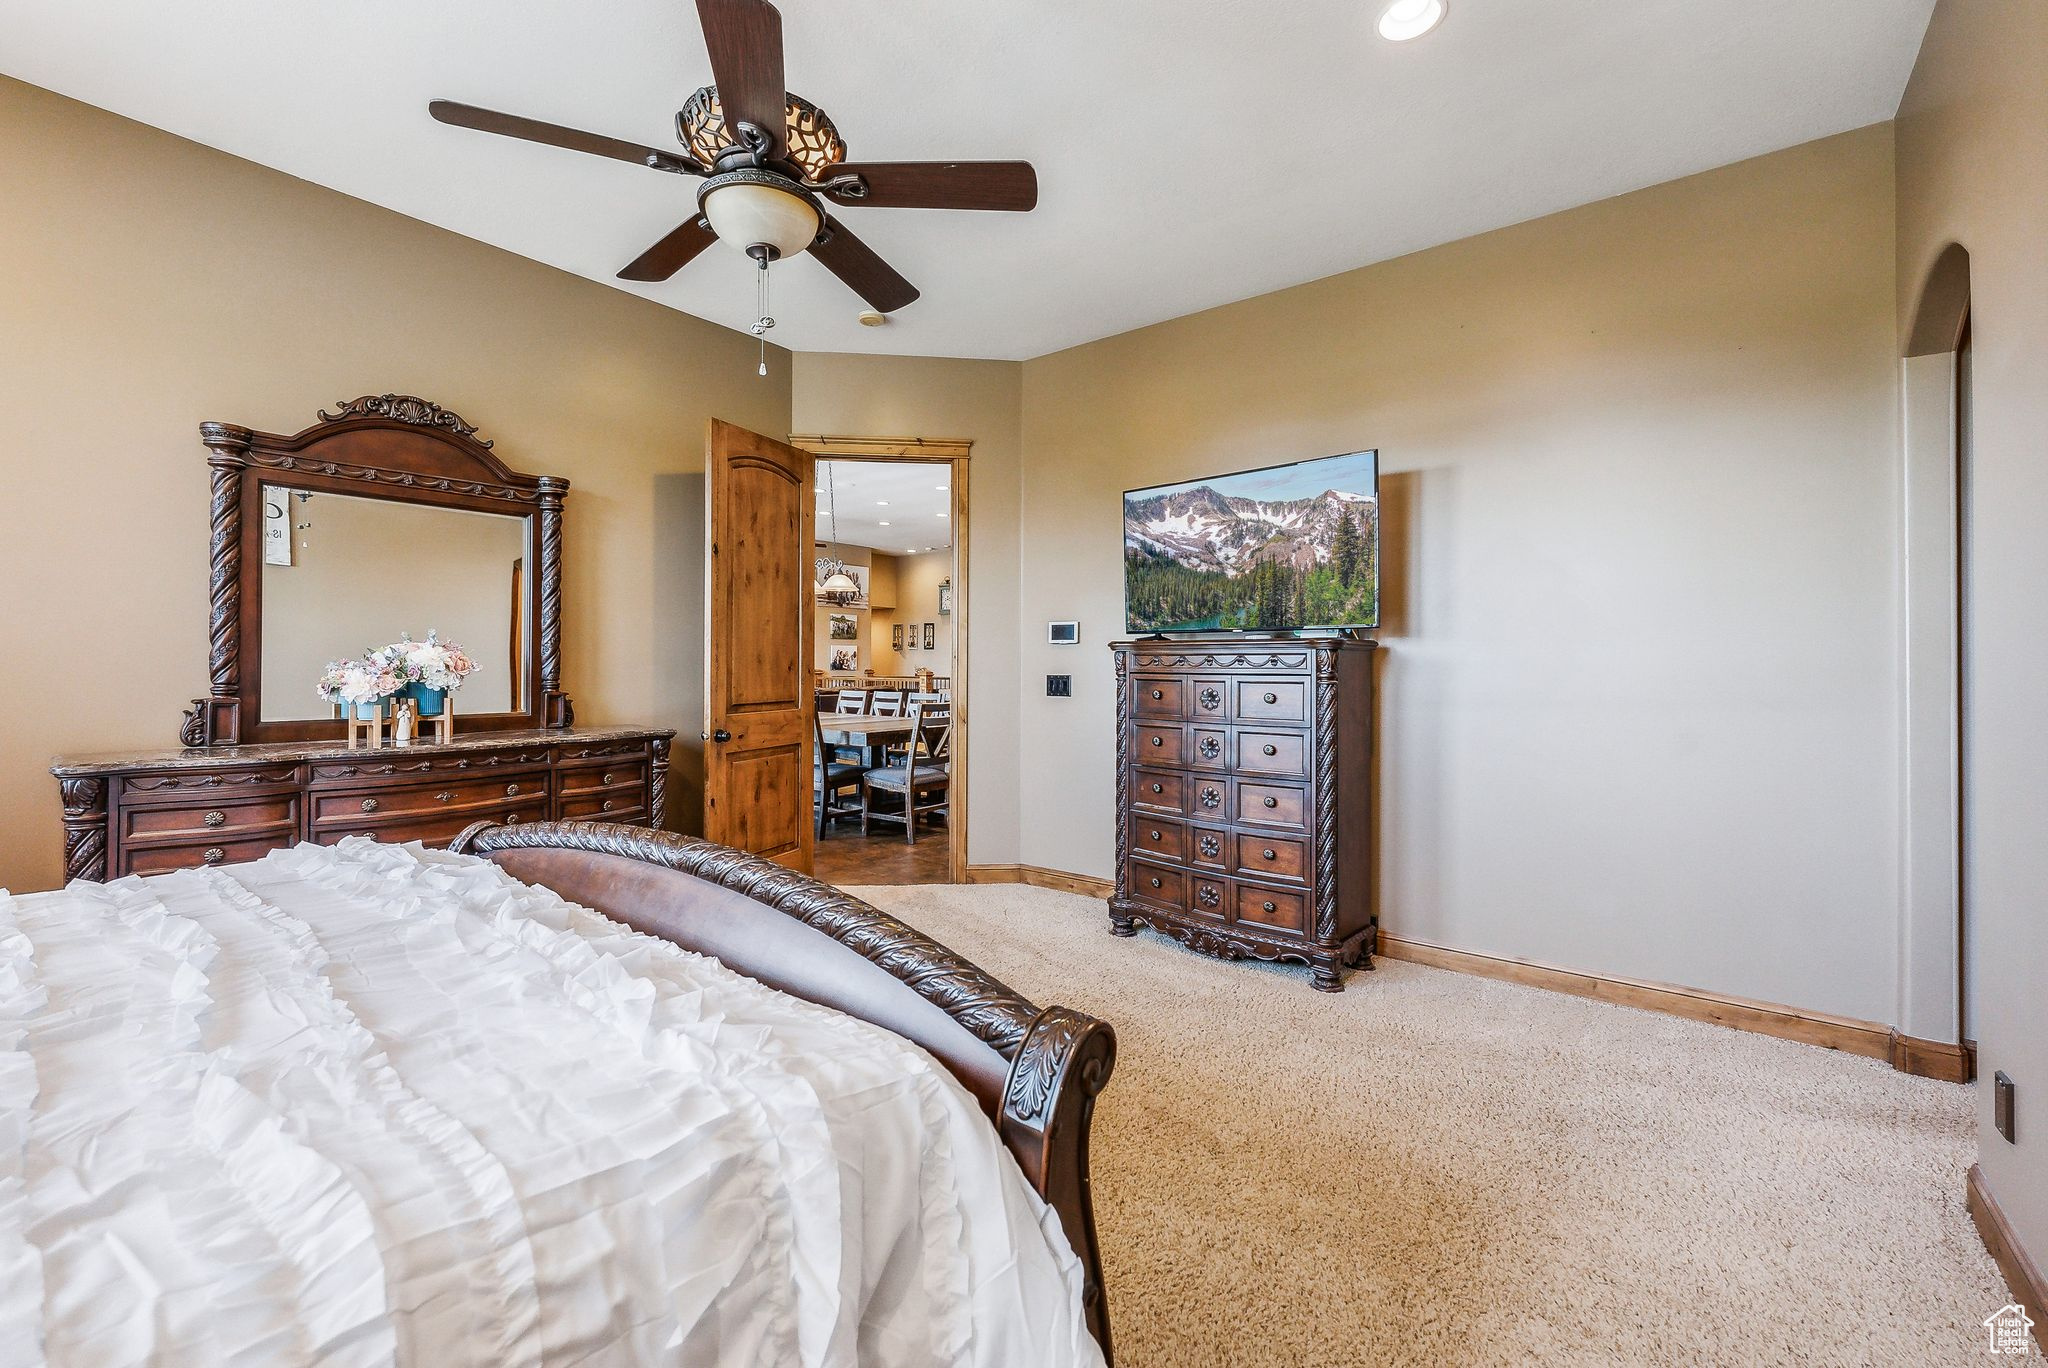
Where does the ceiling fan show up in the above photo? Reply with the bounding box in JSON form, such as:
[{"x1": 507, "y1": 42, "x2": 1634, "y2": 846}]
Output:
[{"x1": 428, "y1": 0, "x2": 1037, "y2": 322}]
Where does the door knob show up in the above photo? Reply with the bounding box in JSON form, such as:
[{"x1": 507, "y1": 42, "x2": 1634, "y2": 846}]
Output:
[{"x1": 711, "y1": 729, "x2": 733, "y2": 743}]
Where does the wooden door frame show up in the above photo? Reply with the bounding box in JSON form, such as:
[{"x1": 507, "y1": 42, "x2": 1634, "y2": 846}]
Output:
[{"x1": 790, "y1": 434, "x2": 972, "y2": 883}]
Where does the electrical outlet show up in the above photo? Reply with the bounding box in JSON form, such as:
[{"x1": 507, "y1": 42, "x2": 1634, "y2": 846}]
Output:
[
  {"x1": 1995, "y1": 1071, "x2": 2016, "y2": 1143},
  {"x1": 1046, "y1": 674, "x2": 1072, "y2": 698}
]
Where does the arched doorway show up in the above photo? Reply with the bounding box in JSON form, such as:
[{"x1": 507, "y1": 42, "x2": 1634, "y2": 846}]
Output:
[{"x1": 1897, "y1": 243, "x2": 1973, "y2": 1078}]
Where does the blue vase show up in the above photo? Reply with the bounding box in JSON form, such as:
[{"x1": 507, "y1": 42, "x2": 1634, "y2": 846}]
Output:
[
  {"x1": 349, "y1": 698, "x2": 388, "y2": 721},
  {"x1": 406, "y1": 682, "x2": 449, "y2": 717}
]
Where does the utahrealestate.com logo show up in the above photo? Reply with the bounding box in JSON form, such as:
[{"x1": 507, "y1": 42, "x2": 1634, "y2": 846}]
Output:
[{"x1": 1985, "y1": 1303, "x2": 2037, "y2": 1357}]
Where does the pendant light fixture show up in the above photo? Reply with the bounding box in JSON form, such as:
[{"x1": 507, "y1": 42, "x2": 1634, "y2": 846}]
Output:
[{"x1": 815, "y1": 464, "x2": 862, "y2": 605}]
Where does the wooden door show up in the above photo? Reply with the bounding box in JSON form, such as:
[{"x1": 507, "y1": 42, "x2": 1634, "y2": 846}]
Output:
[{"x1": 704, "y1": 419, "x2": 814, "y2": 870}]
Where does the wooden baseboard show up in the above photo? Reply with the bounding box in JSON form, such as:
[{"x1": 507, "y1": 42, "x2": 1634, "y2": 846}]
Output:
[
  {"x1": 1889, "y1": 1031, "x2": 1977, "y2": 1083},
  {"x1": 966, "y1": 863, "x2": 1116, "y2": 899},
  {"x1": 1374, "y1": 933, "x2": 1900, "y2": 1062},
  {"x1": 1969, "y1": 1164, "x2": 2046, "y2": 1350}
]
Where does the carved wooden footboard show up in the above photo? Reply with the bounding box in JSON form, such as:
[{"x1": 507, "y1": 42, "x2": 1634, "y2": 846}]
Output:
[{"x1": 450, "y1": 819, "x2": 1117, "y2": 1362}]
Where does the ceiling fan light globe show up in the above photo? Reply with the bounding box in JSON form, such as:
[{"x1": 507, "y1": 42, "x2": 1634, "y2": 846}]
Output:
[{"x1": 702, "y1": 180, "x2": 821, "y2": 259}]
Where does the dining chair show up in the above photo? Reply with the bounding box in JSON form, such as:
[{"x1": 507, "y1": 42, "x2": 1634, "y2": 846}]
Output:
[
  {"x1": 861, "y1": 701, "x2": 951, "y2": 845},
  {"x1": 835, "y1": 689, "x2": 869, "y2": 714},
  {"x1": 814, "y1": 707, "x2": 869, "y2": 838},
  {"x1": 868, "y1": 690, "x2": 906, "y2": 717}
]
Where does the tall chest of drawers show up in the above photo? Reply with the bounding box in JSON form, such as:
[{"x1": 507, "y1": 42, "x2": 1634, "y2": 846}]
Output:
[{"x1": 1109, "y1": 637, "x2": 1377, "y2": 992}]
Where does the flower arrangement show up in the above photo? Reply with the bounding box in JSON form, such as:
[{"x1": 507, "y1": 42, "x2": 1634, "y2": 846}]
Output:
[
  {"x1": 378, "y1": 631, "x2": 480, "y2": 693},
  {"x1": 316, "y1": 632, "x2": 478, "y2": 708},
  {"x1": 316, "y1": 657, "x2": 401, "y2": 707}
]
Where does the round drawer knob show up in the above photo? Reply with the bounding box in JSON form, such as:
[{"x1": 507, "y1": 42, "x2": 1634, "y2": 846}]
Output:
[
  {"x1": 1149, "y1": 877, "x2": 1162, "y2": 889},
  {"x1": 1263, "y1": 848, "x2": 1276, "y2": 860},
  {"x1": 1262, "y1": 744, "x2": 1278, "y2": 756},
  {"x1": 601, "y1": 799, "x2": 615, "y2": 812},
  {"x1": 1150, "y1": 736, "x2": 1163, "y2": 746},
  {"x1": 1263, "y1": 901, "x2": 1277, "y2": 913},
  {"x1": 201, "y1": 847, "x2": 225, "y2": 865},
  {"x1": 1150, "y1": 783, "x2": 1163, "y2": 793},
  {"x1": 508, "y1": 812, "x2": 524, "y2": 823},
  {"x1": 601, "y1": 772, "x2": 614, "y2": 785},
  {"x1": 1264, "y1": 797, "x2": 1278, "y2": 808},
  {"x1": 506, "y1": 783, "x2": 521, "y2": 796},
  {"x1": 1150, "y1": 689, "x2": 1163, "y2": 699},
  {"x1": 360, "y1": 798, "x2": 379, "y2": 813},
  {"x1": 1150, "y1": 830, "x2": 1161, "y2": 840},
  {"x1": 1264, "y1": 692, "x2": 1278, "y2": 704},
  {"x1": 436, "y1": 790, "x2": 454, "y2": 803},
  {"x1": 202, "y1": 810, "x2": 226, "y2": 828}
]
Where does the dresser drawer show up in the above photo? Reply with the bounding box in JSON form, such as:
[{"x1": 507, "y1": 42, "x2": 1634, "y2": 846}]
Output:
[
  {"x1": 1189, "y1": 727, "x2": 1228, "y2": 770},
  {"x1": 559, "y1": 761, "x2": 648, "y2": 796},
  {"x1": 124, "y1": 833, "x2": 285, "y2": 876},
  {"x1": 1235, "y1": 679, "x2": 1307, "y2": 723},
  {"x1": 1237, "y1": 780, "x2": 1309, "y2": 831},
  {"x1": 1235, "y1": 729, "x2": 1307, "y2": 777},
  {"x1": 123, "y1": 795, "x2": 297, "y2": 844},
  {"x1": 1233, "y1": 882, "x2": 1307, "y2": 935},
  {"x1": 1132, "y1": 723, "x2": 1185, "y2": 765},
  {"x1": 1133, "y1": 677, "x2": 1184, "y2": 718},
  {"x1": 1188, "y1": 776, "x2": 1227, "y2": 820},
  {"x1": 1189, "y1": 827, "x2": 1228, "y2": 868},
  {"x1": 309, "y1": 771, "x2": 549, "y2": 827},
  {"x1": 1186, "y1": 871, "x2": 1229, "y2": 919},
  {"x1": 1129, "y1": 816, "x2": 1188, "y2": 864},
  {"x1": 310, "y1": 804, "x2": 539, "y2": 848},
  {"x1": 1126, "y1": 860, "x2": 1186, "y2": 910},
  {"x1": 1130, "y1": 768, "x2": 1186, "y2": 816},
  {"x1": 1233, "y1": 831, "x2": 1310, "y2": 884},
  {"x1": 558, "y1": 787, "x2": 648, "y2": 821}
]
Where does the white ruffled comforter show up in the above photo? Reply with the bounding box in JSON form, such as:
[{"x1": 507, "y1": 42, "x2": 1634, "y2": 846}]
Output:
[{"x1": 0, "y1": 839, "x2": 1103, "y2": 1368}]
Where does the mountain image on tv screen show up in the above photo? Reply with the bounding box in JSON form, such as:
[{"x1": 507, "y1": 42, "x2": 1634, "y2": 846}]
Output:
[{"x1": 1124, "y1": 450, "x2": 1378, "y2": 633}]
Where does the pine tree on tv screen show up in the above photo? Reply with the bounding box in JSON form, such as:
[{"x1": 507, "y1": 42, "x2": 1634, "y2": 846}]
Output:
[{"x1": 1122, "y1": 451, "x2": 1378, "y2": 632}]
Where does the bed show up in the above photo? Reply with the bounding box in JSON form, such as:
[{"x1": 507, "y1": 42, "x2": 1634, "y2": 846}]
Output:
[{"x1": 0, "y1": 820, "x2": 1115, "y2": 1366}]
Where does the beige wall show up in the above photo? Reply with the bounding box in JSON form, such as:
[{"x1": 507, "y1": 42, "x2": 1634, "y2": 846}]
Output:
[
  {"x1": 261, "y1": 491, "x2": 527, "y2": 718},
  {"x1": 874, "y1": 550, "x2": 956, "y2": 677},
  {"x1": 1895, "y1": 0, "x2": 2048, "y2": 1276},
  {"x1": 0, "y1": 76, "x2": 789, "y2": 891},
  {"x1": 791, "y1": 354, "x2": 1023, "y2": 864},
  {"x1": 1018, "y1": 125, "x2": 1904, "y2": 1023}
]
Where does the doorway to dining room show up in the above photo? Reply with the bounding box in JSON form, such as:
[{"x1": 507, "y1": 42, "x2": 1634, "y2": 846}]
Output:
[{"x1": 794, "y1": 437, "x2": 969, "y2": 887}]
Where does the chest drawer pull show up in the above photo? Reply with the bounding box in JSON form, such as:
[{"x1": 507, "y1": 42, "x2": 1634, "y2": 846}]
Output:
[
  {"x1": 1150, "y1": 782, "x2": 1163, "y2": 793},
  {"x1": 1262, "y1": 900, "x2": 1277, "y2": 913},
  {"x1": 1262, "y1": 744, "x2": 1278, "y2": 756},
  {"x1": 601, "y1": 772, "x2": 615, "y2": 785},
  {"x1": 1150, "y1": 689, "x2": 1163, "y2": 700},
  {"x1": 202, "y1": 810, "x2": 226, "y2": 827},
  {"x1": 506, "y1": 783, "x2": 522, "y2": 796},
  {"x1": 360, "y1": 798, "x2": 379, "y2": 813},
  {"x1": 1264, "y1": 692, "x2": 1279, "y2": 704},
  {"x1": 601, "y1": 798, "x2": 615, "y2": 812},
  {"x1": 1149, "y1": 876, "x2": 1162, "y2": 889},
  {"x1": 201, "y1": 847, "x2": 225, "y2": 865},
  {"x1": 436, "y1": 790, "x2": 455, "y2": 803},
  {"x1": 1150, "y1": 736, "x2": 1163, "y2": 746},
  {"x1": 1149, "y1": 829, "x2": 1162, "y2": 841},
  {"x1": 1264, "y1": 796, "x2": 1278, "y2": 808},
  {"x1": 1262, "y1": 848, "x2": 1277, "y2": 860}
]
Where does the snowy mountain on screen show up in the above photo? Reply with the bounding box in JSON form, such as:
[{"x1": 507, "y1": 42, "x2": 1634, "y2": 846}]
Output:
[{"x1": 1123, "y1": 486, "x2": 1375, "y2": 575}]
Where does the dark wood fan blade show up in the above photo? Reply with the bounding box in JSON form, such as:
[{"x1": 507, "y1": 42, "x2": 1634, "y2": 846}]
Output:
[
  {"x1": 430, "y1": 100, "x2": 701, "y2": 174},
  {"x1": 810, "y1": 216, "x2": 919, "y2": 312},
  {"x1": 825, "y1": 161, "x2": 1038, "y2": 212},
  {"x1": 695, "y1": 0, "x2": 787, "y2": 159},
  {"x1": 617, "y1": 217, "x2": 719, "y2": 282}
]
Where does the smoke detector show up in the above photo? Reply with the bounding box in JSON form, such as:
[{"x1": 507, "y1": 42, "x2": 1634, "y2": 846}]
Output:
[{"x1": 857, "y1": 310, "x2": 888, "y2": 328}]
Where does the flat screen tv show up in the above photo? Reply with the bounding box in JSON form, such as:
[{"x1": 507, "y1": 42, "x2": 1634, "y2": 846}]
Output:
[{"x1": 1123, "y1": 449, "x2": 1378, "y2": 634}]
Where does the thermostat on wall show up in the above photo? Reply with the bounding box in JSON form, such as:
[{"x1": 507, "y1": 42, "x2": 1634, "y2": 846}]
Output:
[{"x1": 1048, "y1": 621, "x2": 1079, "y2": 645}]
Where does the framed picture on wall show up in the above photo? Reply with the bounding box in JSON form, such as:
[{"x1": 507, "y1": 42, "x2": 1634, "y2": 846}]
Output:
[
  {"x1": 891, "y1": 623, "x2": 904, "y2": 650},
  {"x1": 828, "y1": 612, "x2": 859, "y2": 641},
  {"x1": 922, "y1": 622, "x2": 936, "y2": 651},
  {"x1": 829, "y1": 646, "x2": 858, "y2": 671}
]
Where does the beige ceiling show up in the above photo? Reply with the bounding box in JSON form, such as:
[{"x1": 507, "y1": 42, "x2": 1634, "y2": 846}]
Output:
[{"x1": 0, "y1": 0, "x2": 1933, "y2": 360}]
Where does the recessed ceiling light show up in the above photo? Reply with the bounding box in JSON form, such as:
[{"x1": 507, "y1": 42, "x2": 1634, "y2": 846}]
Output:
[
  {"x1": 876, "y1": 500, "x2": 889, "y2": 506},
  {"x1": 1377, "y1": 0, "x2": 1445, "y2": 41},
  {"x1": 878, "y1": 520, "x2": 891, "y2": 526}
]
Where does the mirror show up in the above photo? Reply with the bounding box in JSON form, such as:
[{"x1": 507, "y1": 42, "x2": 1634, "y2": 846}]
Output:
[{"x1": 258, "y1": 485, "x2": 529, "y2": 722}]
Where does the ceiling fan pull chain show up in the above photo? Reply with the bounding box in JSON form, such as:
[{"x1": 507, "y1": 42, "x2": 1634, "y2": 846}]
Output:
[{"x1": 751, "y1": 253, "x2": 776, "y2": 377}]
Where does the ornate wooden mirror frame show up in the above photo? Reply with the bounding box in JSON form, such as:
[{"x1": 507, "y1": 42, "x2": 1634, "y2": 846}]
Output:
[{"x1": 180, "y1": 394, "x2": 573, "y2": 747}]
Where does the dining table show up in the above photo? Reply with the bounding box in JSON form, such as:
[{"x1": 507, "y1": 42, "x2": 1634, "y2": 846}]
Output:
[{"x1": 818, "y1": 714, "x2": 918, "y2": 769}]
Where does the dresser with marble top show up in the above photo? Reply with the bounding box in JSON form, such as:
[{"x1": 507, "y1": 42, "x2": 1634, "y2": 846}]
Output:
[{"x1": 53, "y1": 727, "x2": 674, "y2": 882}]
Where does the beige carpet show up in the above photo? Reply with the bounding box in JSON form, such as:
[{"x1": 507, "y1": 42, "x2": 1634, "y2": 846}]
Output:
[{"x1": 848, "y1": 883, "x2": 2009, "y2": 1367}]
